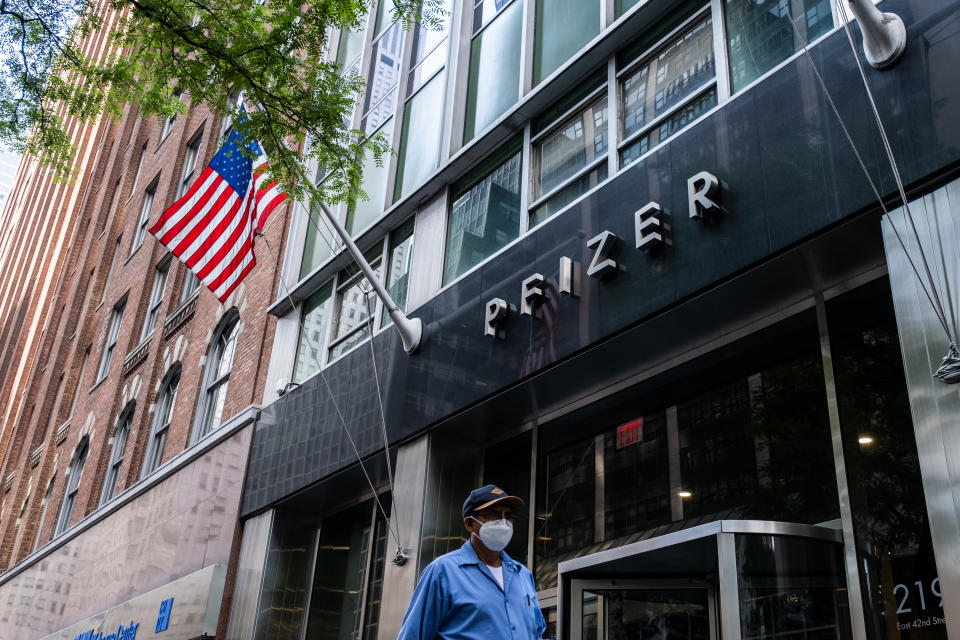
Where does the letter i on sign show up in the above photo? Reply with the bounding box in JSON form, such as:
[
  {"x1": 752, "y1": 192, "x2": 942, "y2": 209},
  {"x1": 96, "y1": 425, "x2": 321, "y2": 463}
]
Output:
[{"x1": 156, "y1": 597, "x2": 174, "y2": 633}]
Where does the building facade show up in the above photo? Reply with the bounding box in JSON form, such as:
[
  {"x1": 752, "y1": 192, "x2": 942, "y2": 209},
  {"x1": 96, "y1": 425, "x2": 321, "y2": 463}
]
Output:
[
  {"x1": 235, "y1": 1, "x2": 960, "y2": 640},
  {"x1": 0, "y1": 5, "x2": 293, "y2": 635}
]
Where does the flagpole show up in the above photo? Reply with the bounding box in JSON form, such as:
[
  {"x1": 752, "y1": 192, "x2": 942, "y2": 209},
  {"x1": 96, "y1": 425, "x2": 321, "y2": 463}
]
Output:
[{"x1": 316, "y1": 201, "x2": 423, "y2": 354}]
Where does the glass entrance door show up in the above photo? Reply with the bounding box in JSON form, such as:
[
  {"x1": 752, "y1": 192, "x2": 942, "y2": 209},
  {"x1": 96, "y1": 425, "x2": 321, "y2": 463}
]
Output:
[{"x1": 572, "y1": 582, "x2": 716, "y2": 640}]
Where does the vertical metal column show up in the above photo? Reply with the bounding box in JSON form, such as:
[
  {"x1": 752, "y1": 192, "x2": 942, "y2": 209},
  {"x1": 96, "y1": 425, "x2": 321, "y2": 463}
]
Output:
[
  {"x1": 716, "y1": 532, "x2": 742, "y2": 640},
  {"x1": 666, "y1": 406, "x2": 683, "y2": 521},
  {"x1": 815, "y1": 293, "x2": 868, "y2": 640}
]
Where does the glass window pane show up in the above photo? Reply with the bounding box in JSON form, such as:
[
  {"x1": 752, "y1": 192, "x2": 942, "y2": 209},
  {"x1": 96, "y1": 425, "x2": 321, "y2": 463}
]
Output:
[
  {"x1": 381, "y1": 218, "x2": 415, "y2": 328},
  {"x1": 621, "y1": 17, "x2": 715, "y2": 139},
  {"x1": 534, "y1": 0, "x2": 600, "y2": 84},
  {"x1": 474, "y1": 0, "x2": 516, "y2": 33},
  {"x1": 536, "y1": 98, "x2": 608, "y2": 197},
  {"x1": 620, "y1": 88, "x2": 717, "y2": 165},
  {"x1": 412, "y1": 0, "x2": 452, "y2": 67},
  {"x1": 531, "y1": 165, "x2": 608, "y2": 227},
  {"x1": 346, "y1": 121, "x2": 393, "y2": 235},
  {"x1": 362, "y1": 23, "x2": 404, "y2": 121},
  {"x1": 464, "y1": 0, "x2": 522, "y2": 142},
  {"x1": 337, "y1": 23, "x2": 366, "y2": 68},
  {"x1": 443, "y1": 148, "x2": 521, "y2": 284},
  {"x1": 293, "y1": 283, "x2": 333, "y2": 382},
  {"x1": 617, "y1": 0, "x2": 640, "y2": 15},
  {"x1": 335, "y1": 264, "x2": 383, "y2": 341},
  {"x1": 300, "y1": 199, "x2": 337, "y2": 279},
  {"x1": 396, "y1": 72, "x2": 446, "y2": 199},
  {"x1": 725, "y1": 0, "x2": 833, "y2": 93}
]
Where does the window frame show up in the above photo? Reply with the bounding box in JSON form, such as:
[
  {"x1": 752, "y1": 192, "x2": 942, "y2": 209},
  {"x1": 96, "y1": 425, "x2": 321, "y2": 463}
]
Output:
[
  {"x1": 54, "y1": 438, "x2": 89, "y2": 536},
  {"x1": 161, "y1": 89, "x2": 183, "y2": 140},
  {"x1": 193, "y1": 312, "x2": 240, "y2": 441},
  {"x1": 95, "y1": 297, "x2": 126, "y2": 384},
  {"x1": 140, "y1": 259, "x2": 170, "y2": 342},
  {"x1": 616, "y1": 6, "x2": 717, "y2": 167},
  {"x1": 100, "y1": 404, "x2": 134, "y2": 504},
  {"x1": 176, "y1": 127, "x2": 204, "y2": 199},
  {"x1": 142, "y1": 366, "x2": 180, "y2": 478},
  {"x1": 131, "y1": 176, "x2": 160, "y2": 254},
  {"x1": 327, "y1": 255, "x2": 385, "y2": 362}
]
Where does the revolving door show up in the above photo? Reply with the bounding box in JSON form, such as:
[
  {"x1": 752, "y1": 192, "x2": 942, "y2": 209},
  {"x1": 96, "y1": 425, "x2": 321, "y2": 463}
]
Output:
[{"x1": 558, "y1": 521, "x2": 852, "y2": 640}]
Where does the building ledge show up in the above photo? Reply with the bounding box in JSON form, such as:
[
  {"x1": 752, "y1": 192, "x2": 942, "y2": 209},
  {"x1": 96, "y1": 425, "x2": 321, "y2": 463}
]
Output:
[
  {"x1": 30, "y1": 445, "x2": 43, "y2": 468},
  {"x1": 55, "y1": 419, "x2": 70, "y2": 446},
  {"x1": 163, "y1": 290, "x2": 199, "y2": 338},
  {"x1": 121, "y1": 337, "x2": 151, "y2": 376}
]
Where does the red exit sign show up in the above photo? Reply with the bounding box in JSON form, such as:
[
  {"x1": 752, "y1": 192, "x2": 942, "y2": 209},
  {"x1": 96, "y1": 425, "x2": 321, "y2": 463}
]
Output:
[{"x1": 616, "y1": 418, "x2": 644, "y2": 449}]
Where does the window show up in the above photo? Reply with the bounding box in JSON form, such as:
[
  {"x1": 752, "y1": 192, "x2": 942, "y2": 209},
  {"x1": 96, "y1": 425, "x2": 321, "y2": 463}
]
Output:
[
  {"x1": 161, "y1": 89, "x2": 183, "y2": 139},
  {"x1": 444, "y1": 143, "x2": 522, "y2": 284},
  {"x1": 132, "y1": 143, "x2": 147, "y2": 191},
  {"x1": 100, "y1": 236, "x2": 122, "y2": 304},
  {"x1": 100, "y1": 405, "x2": 133, "y2": 504},
  {"x1": 140, "y1": 261, "x2": 169, "y2": 341},
  {"x1": 531, "y1": 90, "x2": 609, "y2": 226},
  {"x1": 219, "y1": 91, "x2": 243, "y2": 139},
  {"x1": 330, "y1": 255, "x2": 383, "y2": 361},
  {"x1": 96, "y1": 299, "x2": 126, "y2": 383},
  {"x1": 54, "y1": 438, "x2": 89, "y2": 536},
  {"x1": 180, "y1": 270, "x2": 200, "y2": 303},
  {"x1": 300, "y1": 197, "x2": 338, "y2": 279},
  {"x1": 131, "y1": 178, "x2": 158, "y2": 254},
  {"x1": 381, "y1": 218, "x2": 415, "y2": 328},
  {"x1": 725, "y1": 0, "x2": 833, "y2": 93},
  {"x1": 176, "y1": 130, "x2": 202, "y2": 198},
  {"x1": 293, "y1": 283, "x2": 334, "y2": 382},
  {"x1": 345, "y1": 123, "x2": 394, "y2": 235},
  {"x1": 32, "y1": 474, "x2": 55, "y2": 551},
  {"x1": 534, "y1": 0, "x2": 601, "y2": 84},
  {"x1": 395, "y1": 0, "x2": 451, "y2": 201},
  {"x1": 619, "y1": 11, "x2": 717, "y2": 166},
  {"x1": 464, "y1": 0, "x2": 523, "y2": 142},
  {"x1": 143, "y1": 367, "x2": 179, "y2": 477},
  {"x1": 194, "y1": 313, "x2": 239, "y2": 440}
]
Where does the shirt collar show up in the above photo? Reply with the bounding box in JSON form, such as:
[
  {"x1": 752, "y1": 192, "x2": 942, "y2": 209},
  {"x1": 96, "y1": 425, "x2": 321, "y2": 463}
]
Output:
[{"x1": 458, "y1": 540, "x2": 520, "y2": 570}]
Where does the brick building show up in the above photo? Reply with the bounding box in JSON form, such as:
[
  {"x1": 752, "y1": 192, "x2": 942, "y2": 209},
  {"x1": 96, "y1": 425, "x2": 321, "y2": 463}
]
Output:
[{"x1": 0, "y1": 3, "x2": 292, "y2": 635}]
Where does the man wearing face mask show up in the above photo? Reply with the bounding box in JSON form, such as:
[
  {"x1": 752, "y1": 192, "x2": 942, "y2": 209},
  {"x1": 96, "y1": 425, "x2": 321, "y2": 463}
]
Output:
[{"x1": 397, "y1": 484, "x2": 546, "y2": 639}]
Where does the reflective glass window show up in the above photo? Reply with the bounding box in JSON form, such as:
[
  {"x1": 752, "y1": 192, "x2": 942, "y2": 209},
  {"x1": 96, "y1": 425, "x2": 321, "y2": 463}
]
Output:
[
  {"x1": 143, "y1": 368, "x2": 179, "y2": 477},
  {"x1": 828, "y1": 279, "x2": 946, "y2": 640},
  {"x1": 381, "y1": 218, "x2": 415, "y2": 328},
  {"x1": 346, "y1": 122, "x2": 393, "y2": 235},
  {"x1": 361, "y1": 22, "x2": 404, "y2": 132},
  {"x1": 725, "y1": 0, "x2": 833, "y2": 93},
  {"x1": 532, "y1": 96, "x2": 608, "y2": 226},
  {"x1": 444, "y1": 145, "x2": 522, "y2": 284},
  {"x1": 141, "y1": 262, "x2": 168, "y2": 341},
  {"x1": 293, "y1": 282, "x2": 334, "y2": 382},
  {"x1": 195, "y1": 313, "x2": 239, "y2": 440},
  {"x1": 96, "y1": 299, "x2": 126, "y2": 383},
  {"x1": 54, "y1": 438, "x2": 88, "y2": 535},
  {"x1": 131, "y1": 178, "x2": 158, "y2": 253},
  {"x1": 408, "y1": 0, "x2": 451, "y2": 95},
  {"x1": 396, "y1": 71, "x2": 445, "y2": 199},
  {"x1": 300, "y1": 198, "x2": 338, "y2": 279},
  {"x1": 329, "y1": 256, "x2": 383, "y2": 361},
  {"x1": 620, "y1": 15, "x2": 716, "y2": 165},
  {"x1": 534, "y1": 0, "x2": 601, "y2": 84},
  {"x1": 100, "y1": 406, "x2": 132, "y2": 504},
  {"x1": 464, "y1": 0, "x2": 522, "y2": 142}
]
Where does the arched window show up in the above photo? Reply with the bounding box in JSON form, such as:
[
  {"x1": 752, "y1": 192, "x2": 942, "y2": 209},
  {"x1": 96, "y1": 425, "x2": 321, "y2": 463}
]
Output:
[
  {"x1": 194, "y1": 311, "x2": 239, "y2": 441},
  {"x1": 54, "y1": 438, "x2": 89, "y2": 536},
  {"x1": 101, "y1": 403, "x2": 134, "y2": 504},
  {"x1": 143, "y1": 366, "x2": 180, "y2": 478}
]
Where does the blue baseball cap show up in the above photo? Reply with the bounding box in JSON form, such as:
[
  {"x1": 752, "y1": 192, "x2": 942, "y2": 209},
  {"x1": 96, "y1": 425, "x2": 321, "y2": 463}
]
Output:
[{"x1": 462, "y1": 484, "x2": 524, "y2": 518}]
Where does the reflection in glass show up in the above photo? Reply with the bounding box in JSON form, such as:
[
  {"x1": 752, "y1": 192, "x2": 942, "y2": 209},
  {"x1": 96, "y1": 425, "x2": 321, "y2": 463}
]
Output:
[
  {"x1": 737, "y1": 535, "x2": 852, "y2": 640},
  {"x1": 464, "y1": 0, "x2": 522, "y2": 142},
  {"x1": 531, "y1": 165, "x2": 608, "y2": 227},
  {"x1": 362, "y1": 23, "x2": 404, "y2": 125},
  {"x1": 537, "y1": 99, "x2": 608, "y2": 196},
  {"x1": 534, "y1": 0, "x2": 600, "y2": 84},
  {"x1": 725, "y1": 0, "x2": 833, "y2": 92},
  {"x1": 330, "y1": 260, "x2": 383, "y2": 361},
  {"x1": 443, "y1": 148, "x2": 521, "y2": 283},
  {"x1": 828, "y1": 280, "x2": 946, "y2": 640},
  {"x1": 621, "y1": 89, "x2": 717, "y2": 165},
  {"x1": 396, "y1": 72, "x2": 445, "y2": 199},
  {"x1": 300, "y1": 199, "x2": 337, "y2": 279},
  {"x1": 293, "y1": 282, "x2": 333, "y2": 381},
  {"x1": 483, "y1": 432, "x2": 532, "y2": 563},
  {"x1": 381, "y1": 218, "x2": 415, "y2": 328},
  {"x1": 346, "y1": 122, "x2": 393, "y2": 235},
  {"x1": 583, "y1": 588, "x2": 709, "y2": 640}
]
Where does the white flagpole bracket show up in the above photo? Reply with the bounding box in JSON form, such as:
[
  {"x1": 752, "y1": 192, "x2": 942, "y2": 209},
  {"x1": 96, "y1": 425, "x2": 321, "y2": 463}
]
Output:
[
  {"x1": 318, "y1": 202, "x2": 423, "y2": 354},
  {"x1": 846, "y1": 0, "x2": 907, "y2": 69}
]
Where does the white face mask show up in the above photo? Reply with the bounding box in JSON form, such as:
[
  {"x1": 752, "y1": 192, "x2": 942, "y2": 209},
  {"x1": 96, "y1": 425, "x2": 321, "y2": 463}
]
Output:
[{"x1": 470, "y1": 517, "x2": 514, "y2": 552}]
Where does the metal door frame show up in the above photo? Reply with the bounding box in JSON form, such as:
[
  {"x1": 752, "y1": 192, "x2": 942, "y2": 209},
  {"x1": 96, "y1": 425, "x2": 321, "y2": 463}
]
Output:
[{"x1": 569, "y1": 578, "x2": 718, "y2": 640}]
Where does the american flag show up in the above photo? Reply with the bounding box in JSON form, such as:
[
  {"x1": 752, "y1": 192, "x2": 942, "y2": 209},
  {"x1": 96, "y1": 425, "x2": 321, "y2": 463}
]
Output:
[{"x1": 149, "y1": 126, "x2": 287, "y2": 302}]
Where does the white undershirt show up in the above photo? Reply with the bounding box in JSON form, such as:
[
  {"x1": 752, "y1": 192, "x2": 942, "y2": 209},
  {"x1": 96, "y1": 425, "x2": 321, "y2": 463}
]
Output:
[{"x1": 487, "y1": 564, "x2": 504, "y2": 589}]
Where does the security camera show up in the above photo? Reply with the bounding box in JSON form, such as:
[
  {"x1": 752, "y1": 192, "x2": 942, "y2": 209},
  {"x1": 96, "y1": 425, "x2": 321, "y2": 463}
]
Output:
[{"x1": 276, "y1": 377, "x2": 299, "y2": 397}]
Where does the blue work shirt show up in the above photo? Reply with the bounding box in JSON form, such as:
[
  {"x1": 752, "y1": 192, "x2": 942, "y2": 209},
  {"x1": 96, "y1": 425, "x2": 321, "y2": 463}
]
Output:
[{"x1": 397, "y1": 541, "x2": 546, "y2": 640}]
